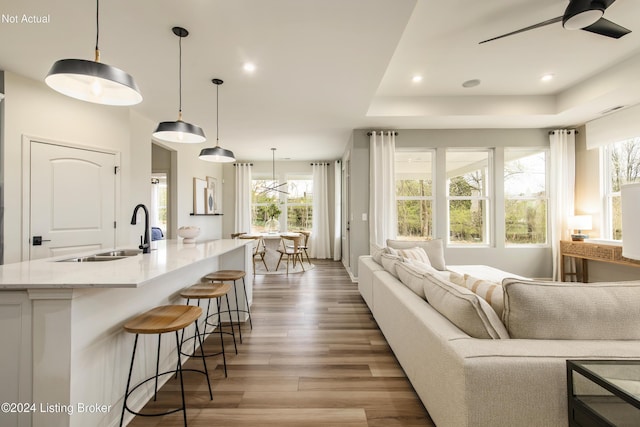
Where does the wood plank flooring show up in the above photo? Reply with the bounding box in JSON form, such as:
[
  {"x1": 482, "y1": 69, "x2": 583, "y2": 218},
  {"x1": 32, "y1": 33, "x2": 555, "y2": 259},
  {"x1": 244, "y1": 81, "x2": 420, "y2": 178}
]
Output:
[{"x1": 128, "y1": 259, "x2": 435, "y2": 426}]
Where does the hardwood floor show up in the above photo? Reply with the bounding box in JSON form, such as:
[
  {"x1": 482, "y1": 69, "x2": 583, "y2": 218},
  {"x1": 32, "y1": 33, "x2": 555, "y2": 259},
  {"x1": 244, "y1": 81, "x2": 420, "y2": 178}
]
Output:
[{"x1": 128, "y1": 259, "x2": 435, "y2": 426}]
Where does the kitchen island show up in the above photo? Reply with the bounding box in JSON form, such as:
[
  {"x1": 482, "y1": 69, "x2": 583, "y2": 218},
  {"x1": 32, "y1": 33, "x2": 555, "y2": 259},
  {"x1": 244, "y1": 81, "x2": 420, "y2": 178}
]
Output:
[{"x1": 0, "y1": 239, "x2": 252, "y2": 427}]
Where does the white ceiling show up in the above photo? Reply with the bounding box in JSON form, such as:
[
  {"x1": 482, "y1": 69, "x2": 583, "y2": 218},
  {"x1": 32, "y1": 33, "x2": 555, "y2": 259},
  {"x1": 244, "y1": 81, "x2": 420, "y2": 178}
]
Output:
[{"x1": 1, "y1": 0, "x2": 640, "y2": 161}]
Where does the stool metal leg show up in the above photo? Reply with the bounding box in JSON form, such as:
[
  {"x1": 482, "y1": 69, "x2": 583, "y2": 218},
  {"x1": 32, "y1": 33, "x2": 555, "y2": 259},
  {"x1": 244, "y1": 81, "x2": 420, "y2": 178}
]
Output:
[
  {"x1": 193, "y1": 322, "x2": 213, "y2": 400},
  {"x1": 154, "y1": 333, "x2": 161, "y2": 401},
  {"x1": 174, "y1": 331, "x2": 188, "y2": 427},
  {"x1": 225, "y1": 293, "x2": 238, "y2": 354},
  {"x1": 241, "y1": 277, "x2": 253, "y2": 329},
  {"x1": 216, "y1": 297, "x2": 228, "y2": 377},
  {"x1": 119, "y1": 334, "x2": 139, "y2": 427},
  {"x1": 232, "y1": 280, "x2": 244, "y2": 343}
]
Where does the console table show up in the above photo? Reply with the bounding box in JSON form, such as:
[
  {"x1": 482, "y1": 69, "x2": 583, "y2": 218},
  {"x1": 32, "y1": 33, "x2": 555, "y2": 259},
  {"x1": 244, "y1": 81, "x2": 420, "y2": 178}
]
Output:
[{"x1": 560, "y1": 240, "x2": 640, "y2": 282}]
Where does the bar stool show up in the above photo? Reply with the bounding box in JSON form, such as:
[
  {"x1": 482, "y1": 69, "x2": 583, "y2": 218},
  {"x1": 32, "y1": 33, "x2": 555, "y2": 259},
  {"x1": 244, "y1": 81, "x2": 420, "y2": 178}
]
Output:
[
  {"x1": 119, "y1": 305, "x2": 212, "y2": 427},
  {"x1": 203, "y1": 270, "x2": 252, "y2": 343},
  {"x1": 179, "y1": 282, "x2": 237, "y2": 377}
]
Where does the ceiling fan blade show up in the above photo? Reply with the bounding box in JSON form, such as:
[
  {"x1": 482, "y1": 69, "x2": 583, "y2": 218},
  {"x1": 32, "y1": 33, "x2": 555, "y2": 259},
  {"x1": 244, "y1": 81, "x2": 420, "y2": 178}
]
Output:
[
  {"x1": 581, "y1": 17, "x2": 631, "y2": 38},
  {"x1": 479, "y1": 16, "x2": 563, "y2": 44}
]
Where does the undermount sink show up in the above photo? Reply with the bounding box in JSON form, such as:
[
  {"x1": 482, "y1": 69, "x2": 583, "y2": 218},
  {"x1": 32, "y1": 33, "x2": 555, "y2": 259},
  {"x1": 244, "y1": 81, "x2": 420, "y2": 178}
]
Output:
[{"x1": 58, "y1": 249, "x2": 142, "y2": 262}]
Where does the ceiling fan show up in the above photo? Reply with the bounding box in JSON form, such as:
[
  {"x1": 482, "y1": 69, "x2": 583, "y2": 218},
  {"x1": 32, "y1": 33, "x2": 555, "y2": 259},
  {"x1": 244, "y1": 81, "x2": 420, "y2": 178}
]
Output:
[
  {"x1": 479, "y1": 0, "x2": 631, "y2": 44},
  {"x1": 259, "y1": 148, "x2": 289, "y2": 195}
]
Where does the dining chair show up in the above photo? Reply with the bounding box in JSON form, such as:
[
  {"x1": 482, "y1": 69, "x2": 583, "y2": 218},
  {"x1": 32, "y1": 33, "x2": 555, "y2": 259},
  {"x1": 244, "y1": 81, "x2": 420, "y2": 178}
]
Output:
[
  {"x1": 276, "y1": 234, "x2": 305, "y2": 275},
  {"x1": 238, "y1": 235, "x2": 268, "y2": 273},
  {"x1": 231, "y1": 232, "x2": 247, "y2": 239},
  {"x1": 287, "y1": 230, "x2": 311, "y2": 264}
]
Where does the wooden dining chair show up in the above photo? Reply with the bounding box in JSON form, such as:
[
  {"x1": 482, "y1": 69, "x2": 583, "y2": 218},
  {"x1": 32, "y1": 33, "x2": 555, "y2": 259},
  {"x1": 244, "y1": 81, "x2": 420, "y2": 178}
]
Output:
[
  {"x1": 287, "y1": 230, "x2": 311, "y2": 264},
  {"x1": 238, "y1": 235, "x2": 268, "y2": 273},
  {"x1": 276, "y1": 234, "x2": 305, "y2": 275},
  {"x1": 231, "y1": 232, "x2": 247, "y2": 239}
]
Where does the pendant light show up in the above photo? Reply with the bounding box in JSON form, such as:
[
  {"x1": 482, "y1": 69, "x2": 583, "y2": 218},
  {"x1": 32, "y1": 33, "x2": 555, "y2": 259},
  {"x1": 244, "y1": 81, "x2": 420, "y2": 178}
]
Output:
[
  {"x1": 45, "y1": 0, "x2": 142, "y2": 106},
  {"x1": 199, "y1": 79, "x2": 236, "y2": 162},
  {"x1": 152, "y1": 27, "x2": 206, "y2": 144},
  {"x1": 259, "y1": 148, "x2": 288, "y2": 194}
]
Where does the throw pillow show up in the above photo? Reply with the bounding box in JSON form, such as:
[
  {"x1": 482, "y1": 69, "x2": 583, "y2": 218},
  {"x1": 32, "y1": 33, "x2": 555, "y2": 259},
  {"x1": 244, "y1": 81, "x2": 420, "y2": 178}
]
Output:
[
  {"x1": 387, "y1": 239, "x2": 446, "y2": 271},
  {"x1": 396, "y1": 261, "x2": 436, "y2": 299},
  {"x1": 380, "y1": 253, "x2": 403, "y2": 279},
  {"x1": 393, "y1": 246, "x2": 432, "y2": 265},
  {"x1": 456, "y1": 274, "x2": 504, "y2": 317},
  {"x1": 423, "y1": 273, "x2": 510, "y2": 339},
  {"x1": 502, "y1": 279, "x2": 640, "y2": 340},
  {"x1": 370, "y1": 243, "x2": 388, "y2": 265}
]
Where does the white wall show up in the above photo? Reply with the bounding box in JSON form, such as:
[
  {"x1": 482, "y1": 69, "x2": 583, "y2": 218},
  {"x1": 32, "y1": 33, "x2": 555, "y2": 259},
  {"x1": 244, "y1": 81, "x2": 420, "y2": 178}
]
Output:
[{"x1": 2, "y1": 71, "x2": 223, "y2": 263}]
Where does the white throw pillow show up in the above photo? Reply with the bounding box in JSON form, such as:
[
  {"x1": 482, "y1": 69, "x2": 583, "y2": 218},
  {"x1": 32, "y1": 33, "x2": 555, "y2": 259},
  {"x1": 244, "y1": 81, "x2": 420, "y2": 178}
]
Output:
[
  {"x1": 503, "y1": 279, "x2": 640, "y2": 339},
  {"x1": 423, "y1": 273, "x2": 509, "y2": 339},
  {"x1": 393, "y1": 246, "x2": 431, "y2": 265},
  {"x1": 387, "y1": 239, "x2": 446, "y2": 271},
  {"x1": 380, "y1": 253, "x2": 403, "y2": 279},
  {"x1": 370, "y1": 243, "x2": 388, "y2": 265}
]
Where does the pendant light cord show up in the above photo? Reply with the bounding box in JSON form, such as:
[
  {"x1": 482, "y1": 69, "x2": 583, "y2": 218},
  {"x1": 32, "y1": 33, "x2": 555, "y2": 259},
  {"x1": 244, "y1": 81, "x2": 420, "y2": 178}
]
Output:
[
  {"x1": 216, "y1": 83, "x2": 220, "y2": 145},
  {"x1": 178, "y1": 35, "x2": 183, "y2": 119},
  {"x1": 94, "y1": 0, "x2": 100, "y2": 61}
]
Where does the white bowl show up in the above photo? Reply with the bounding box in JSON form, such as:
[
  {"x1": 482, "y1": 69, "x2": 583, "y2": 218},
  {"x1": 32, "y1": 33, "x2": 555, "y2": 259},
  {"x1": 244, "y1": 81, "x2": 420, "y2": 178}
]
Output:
[{"x1": 177, "y1": 226, "x2": 200, "y2": 243}]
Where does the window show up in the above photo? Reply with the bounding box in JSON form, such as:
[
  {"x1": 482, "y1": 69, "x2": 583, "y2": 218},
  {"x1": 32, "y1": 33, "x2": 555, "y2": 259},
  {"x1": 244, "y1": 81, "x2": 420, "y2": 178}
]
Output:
[
  {"x1": 504, "y1": 148, "x2": 548, "y2": 245},
  {"x1": 447, "y1": 150, "x2": 491, "y2": 245},
  {"x1": 603, "y1": 137, "x2": 640, "y2": 240},
  {"x1": 286, "y1": 175, "x2": 313, "y2": 231},
  {"x1": 395, "y1": 151, "x2": 434, "y2": 240},
  {"x1": 251, "y1": 178, "x2": 279, "y2": 233},
  {"x1": 251, "y1": 175, "x2": 313, "y2": 233}
]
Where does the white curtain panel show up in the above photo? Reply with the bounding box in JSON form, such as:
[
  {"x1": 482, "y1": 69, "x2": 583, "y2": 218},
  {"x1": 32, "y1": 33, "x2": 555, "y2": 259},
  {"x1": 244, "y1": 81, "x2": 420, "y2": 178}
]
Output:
[
  {"x1": 549, "y1": 130, "x2": 576, "y2": 281},
  {"x1": 369, "y1": 131, "x2": 397, "y2": 247},
  {"x1": 311, "y1": 163, "x2": 331, "y2": 259},
  {"x1": 333, "y1": 160, "x2": 342, "y2": 261},
  {"x1": 234, "y1": 163, "x2": 252, "y2": 233}
]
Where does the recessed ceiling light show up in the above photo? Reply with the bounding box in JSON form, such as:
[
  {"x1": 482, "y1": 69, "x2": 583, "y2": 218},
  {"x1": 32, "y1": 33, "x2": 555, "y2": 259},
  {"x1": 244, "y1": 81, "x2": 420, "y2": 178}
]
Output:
[
  {"x1": 243, "y1": 62, "x2": 256, "y2": 73},
  {"x1": 462, "y1": 79, "x2": 481, "y2": 88},
  {"x1": 541, "y1": 73, "x2": 554, "y2": 82},
  {"x1": 412, "y1": 75, "x2": 423, "y2": 83}
]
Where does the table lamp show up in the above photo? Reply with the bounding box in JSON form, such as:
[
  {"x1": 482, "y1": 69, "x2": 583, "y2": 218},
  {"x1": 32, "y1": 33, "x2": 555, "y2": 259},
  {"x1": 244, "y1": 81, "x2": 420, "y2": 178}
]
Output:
[
  {"x1": 621, "y1": 183, "x2": 640, "y2": 260},
  {"x1": 568, "y1": 215, "x2": 592, "y2": 241}
]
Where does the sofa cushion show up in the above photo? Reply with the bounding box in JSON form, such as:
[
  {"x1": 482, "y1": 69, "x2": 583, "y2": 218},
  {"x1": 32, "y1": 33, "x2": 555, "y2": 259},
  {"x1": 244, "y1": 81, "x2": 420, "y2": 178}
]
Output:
[
  {"x1": 380, "y1": 253, "x2": 403, "y2": 279},
  {"x1": 388, "y1": 246, "x2": 432, "y2": 265},
  {"x1": 423, "y1": 273, "x2": 510, "y2": 339},
  {"x1": 502, "y1": 279, "x2": 640, "y2": 340},
  {"x1": 387, "y1": 239, "x2": 446, "y2": 271},
  {"x1": 370, "y1": 243, "x2": 388, "y2": 265},
  {"x1": 456, "y1": 274, "x2": 504, "y2": 318}
]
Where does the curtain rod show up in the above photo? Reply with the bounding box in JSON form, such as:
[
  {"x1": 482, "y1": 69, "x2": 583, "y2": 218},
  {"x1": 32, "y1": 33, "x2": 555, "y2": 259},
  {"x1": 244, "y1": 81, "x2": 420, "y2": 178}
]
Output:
[
  {"x1": 310, "y1": 162, "x2": 331, "y2": 166},
  {"x1": 367, "y1": 131, "x2": 399, "y2": 136},
  {"x1": 548, "y1": 130, "x2": 578, "y2": 135},
  {"x1": 233, "y1": 163, "x2": 253, "y2": 166}
]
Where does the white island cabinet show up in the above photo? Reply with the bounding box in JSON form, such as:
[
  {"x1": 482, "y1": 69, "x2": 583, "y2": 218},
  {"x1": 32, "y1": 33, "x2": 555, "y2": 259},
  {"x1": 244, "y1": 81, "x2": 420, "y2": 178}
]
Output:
[{"x1": 0, "y1": 239, "x2": 252, "y2": 427}]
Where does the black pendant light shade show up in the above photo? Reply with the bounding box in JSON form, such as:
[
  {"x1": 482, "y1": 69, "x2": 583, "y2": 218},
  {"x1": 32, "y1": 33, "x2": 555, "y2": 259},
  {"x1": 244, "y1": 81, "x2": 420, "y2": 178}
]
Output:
[
  {"x1": 45, "y1": 0, "x2": 142, "y2": 105},
  {"x1": 199, "y1": 146, "x2": 236, "y2": 163},
  {"x1": 152, "y1": 27, "x2": 206, "y2": 144},
  {"x1": 199, "y1": 78, "x2": 236, "y2": 163}
]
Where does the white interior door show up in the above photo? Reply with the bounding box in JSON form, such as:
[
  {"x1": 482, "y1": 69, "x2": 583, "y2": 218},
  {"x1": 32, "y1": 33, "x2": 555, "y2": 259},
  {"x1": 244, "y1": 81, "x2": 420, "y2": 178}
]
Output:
[{"x1": 29, "y1": 141, "x2": 117, "y2": 260}]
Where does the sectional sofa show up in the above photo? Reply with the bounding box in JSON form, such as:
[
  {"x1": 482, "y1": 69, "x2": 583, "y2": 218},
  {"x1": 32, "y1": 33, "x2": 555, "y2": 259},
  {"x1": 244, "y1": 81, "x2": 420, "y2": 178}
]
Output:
[{"x1": 358, "y1": 239, "x2": 640, "y2": 427}]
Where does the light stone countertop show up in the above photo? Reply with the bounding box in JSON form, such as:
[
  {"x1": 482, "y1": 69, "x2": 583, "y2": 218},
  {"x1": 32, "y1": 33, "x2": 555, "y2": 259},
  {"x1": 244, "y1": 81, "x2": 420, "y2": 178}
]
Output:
[{"x1": 0, "y1": 239, "x2": 250, "y2": 289}]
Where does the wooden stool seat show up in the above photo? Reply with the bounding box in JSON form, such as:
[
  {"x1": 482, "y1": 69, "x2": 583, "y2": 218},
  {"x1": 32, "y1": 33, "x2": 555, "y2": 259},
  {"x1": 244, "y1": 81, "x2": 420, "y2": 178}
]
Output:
[
  {"x1": 205, "y1": 270, "x2": 246, "y2": 281},
  {"x1": 124, "y1": 305, "x2": 203, "y2": 335},
  {"x1": 180, "y1": 283, "x2": 232, "y2": 300}
]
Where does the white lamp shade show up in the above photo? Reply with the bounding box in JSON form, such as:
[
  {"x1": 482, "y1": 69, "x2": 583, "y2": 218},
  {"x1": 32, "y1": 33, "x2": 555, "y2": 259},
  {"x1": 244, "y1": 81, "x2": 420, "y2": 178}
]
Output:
[
  {"x1": 568, "y1": 215, "x2": 592, "y2": 231},
  {"x1": 621, "y1": 183, "x2": 640, "y2": 260}
]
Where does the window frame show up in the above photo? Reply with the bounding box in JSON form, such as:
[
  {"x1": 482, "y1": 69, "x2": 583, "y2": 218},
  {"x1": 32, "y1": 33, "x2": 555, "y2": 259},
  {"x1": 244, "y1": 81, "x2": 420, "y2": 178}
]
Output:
[
  {"x1": 285, "y1": 174, "x2": 313, "y2": 232},
  {"x1": 503, "y1": 147, "x2": 550, "y2": 247},
  {"x1": 394, "y1": 149, "x2": 436, "y2": 240},
  {"x1": 446, "y1": 148, "x2": 493, "y2": 247}
]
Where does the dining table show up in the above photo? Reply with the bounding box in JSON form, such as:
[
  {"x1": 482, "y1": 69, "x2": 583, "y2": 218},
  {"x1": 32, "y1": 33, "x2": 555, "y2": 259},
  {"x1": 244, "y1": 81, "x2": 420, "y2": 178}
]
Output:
[{"x1": 246, "y1": 232, "x2": 301, "y2": 271}]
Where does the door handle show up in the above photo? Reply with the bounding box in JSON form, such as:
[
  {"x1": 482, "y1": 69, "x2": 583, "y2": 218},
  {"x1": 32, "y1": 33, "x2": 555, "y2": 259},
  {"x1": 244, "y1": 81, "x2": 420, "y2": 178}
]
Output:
[{"x1": 32, "y1": 236, "x2": 51, "y2": 246}]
